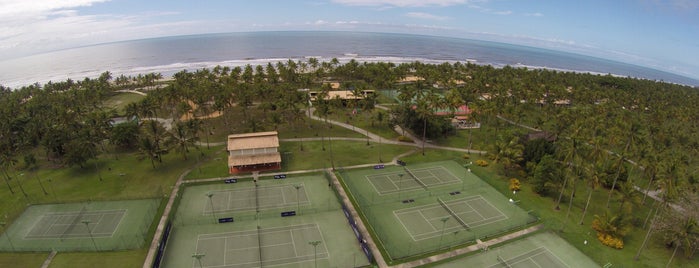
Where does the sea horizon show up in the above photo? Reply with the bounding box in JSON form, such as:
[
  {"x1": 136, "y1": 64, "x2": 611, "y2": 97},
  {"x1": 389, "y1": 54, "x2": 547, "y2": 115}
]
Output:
[{"x1": 1, "y1": 31, "x2": 698, "y2": 89}]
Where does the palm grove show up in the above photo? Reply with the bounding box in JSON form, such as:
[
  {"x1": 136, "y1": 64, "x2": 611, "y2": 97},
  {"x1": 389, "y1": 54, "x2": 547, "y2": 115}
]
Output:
[{"x1": 1, "y1": 59, "x2": 698, "y2": 266}]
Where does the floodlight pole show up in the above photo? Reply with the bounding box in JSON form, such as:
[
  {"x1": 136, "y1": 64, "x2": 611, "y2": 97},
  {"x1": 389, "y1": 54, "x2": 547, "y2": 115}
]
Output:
[
  {"x1": 398, "y1": 173, "x2": 405, "y2": 199},
  {"x1": 294, "y1": 184, "x2": 302, "y2": 214},
  {"x1": 82, "y1": 220, "x2": 98, "y2": 251},
  {"x1": 0, "y1": 221, "x2": 15, "y2": 251},
  {"x1": 35, "y1": 173, "x2": 48, "y2": 195},
  {"x1": 309, "y1": 240, "x2": 322, "y2": 268},
  {"x1": 438, "y1": 217, "x2": 450, "y2": 250},
  {"x1": 192, "y1": 253, "x2": 205, "y2": 268},
  {"x1": 206, "y1": 192, "x2": 216, "y2": 223}
]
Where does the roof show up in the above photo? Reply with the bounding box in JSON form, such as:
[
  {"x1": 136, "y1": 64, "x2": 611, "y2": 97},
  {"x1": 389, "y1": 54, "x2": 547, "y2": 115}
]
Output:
[
  {"x1": 228, "y1": 153, "x2": 281, "y2": 166},
  {"x1": 309, "y1": 90, "x2": 374, "y2": 101},
  {"x1": 433, "y1": 105, "x2": 472, "y2": 116},
  {"x1": 227, "y1": 131, "x2": 279, "y2": 151}
]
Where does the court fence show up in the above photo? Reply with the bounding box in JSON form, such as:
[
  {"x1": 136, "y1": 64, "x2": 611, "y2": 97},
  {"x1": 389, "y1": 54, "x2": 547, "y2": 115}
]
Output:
[
  {"x1": 336, "y1": 165, "x2": 540, "y2": 263},
  {"x1": 0, "y1": 199, "x2": 159, "y2": 252}
]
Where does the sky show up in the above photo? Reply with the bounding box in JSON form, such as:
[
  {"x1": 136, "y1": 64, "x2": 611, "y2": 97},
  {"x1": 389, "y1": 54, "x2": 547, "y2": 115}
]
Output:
[{"x1": 0, "y1": 0, "x2": 698, "y2": 79}]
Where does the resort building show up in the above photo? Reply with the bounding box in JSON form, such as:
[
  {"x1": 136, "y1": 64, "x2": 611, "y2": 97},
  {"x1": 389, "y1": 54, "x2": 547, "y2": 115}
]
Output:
[
  {"x1": 227, "y1": 131, "x2": 281, "y2": 174},
  {"x1": 308, "y1": 90, "x2": 375, "y2": 102}
]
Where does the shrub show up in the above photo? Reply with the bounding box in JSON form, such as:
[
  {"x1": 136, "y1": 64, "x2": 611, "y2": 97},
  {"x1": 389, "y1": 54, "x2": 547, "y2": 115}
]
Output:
[
  {"x1": 476, "y1": 159, "x2": 489, "y2": 167},
  {"x1": 596, "y1": 233, "x2": 624, "y2": 249},
  {"x1": 462, "y1": 154, "x2": 470, "y2": 159},
  {"x1": 509, "y1": 178, "x2": 521, "y2": 192},
  {"x1": 397, "y1": 136, "x2": 413, "y2": 142}
]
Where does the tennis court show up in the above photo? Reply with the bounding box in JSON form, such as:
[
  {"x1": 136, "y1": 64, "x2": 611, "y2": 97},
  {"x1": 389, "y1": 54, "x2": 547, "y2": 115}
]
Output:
[
  {"x1": 366, "y1": 166, "x2": 462, "y2": 195},
  {"x1": 193, "y1": 224, "x2": 327, "y2": 268},
  {"x1": 394, "y1": 196, "x2": 507, "y2": 241},
  {"x1": 161, "y1": 174, "x2": 371, "y2": 268},
  {"x1": 203, "y1": 184, "x2": 310, "y2": 214},
  {"x1": 338, "y1": 160, "x2": 539, "y2": 261},
  {"x1": 490, "y1": 247, "x2": 567, "y2": 268},
  {"x1": 434, "y1": 232, "x2": 599, "y2": 268},
  {"x1": 0, "y1": 199, "x2": 159, "y2": 252},
  {"x1": 25, "y1": 209, "x2": 125, "y2": 239}
]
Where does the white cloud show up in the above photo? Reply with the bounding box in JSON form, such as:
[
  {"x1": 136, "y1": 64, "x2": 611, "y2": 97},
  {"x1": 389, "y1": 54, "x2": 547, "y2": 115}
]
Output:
[
  {"x1": 405, "y1": 12, "x2": 449, "y2": 20},
  {"x1": 0, "y1": 0, "x2": 110, "y2": 18},
  {"x1": 525, "y1": 12, "x2": 544, "y2": 17},
  {"x1": 332, "y1": 0, "x2": 475, "y2": 7},
  {"x1": 0, "y1": 0, "x2": 192, "y2": 59},
  {"x1": 491, "y1": 10, "x2": 512, "y2": 15}
]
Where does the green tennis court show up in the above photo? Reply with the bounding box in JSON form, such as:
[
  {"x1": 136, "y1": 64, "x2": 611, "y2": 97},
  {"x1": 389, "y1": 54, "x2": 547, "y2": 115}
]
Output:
[
  {"x1": 193, "y1": 224, "x2": 327, "y2": 268},
  {"x1": 162, "y1": 174, "x2": 371, "y2": 268},
  {"x1": 434, "y1": 232, "x2": 599, "y2": 268},
  {"x1": 203, "y1": 184, "x2": 310, "y2": 214},
  {"x1": 338, "y1": 160, "x2": 539, "y2": 261},
  {"x1": 394, "y1": 196, "x2": 507, "y2": 241},
  {"x1": 25, "y1": 209, "x2": 125, "y2": 239},
  {"x1": 490, "y1": 247, "x2": 567, "y2": 268},
  {"x1": 0, "y1": 199, "x2": 159, "y2": 252},
  {"x1": 366, "y1": 166, "x2": 462, "y2": 195}
]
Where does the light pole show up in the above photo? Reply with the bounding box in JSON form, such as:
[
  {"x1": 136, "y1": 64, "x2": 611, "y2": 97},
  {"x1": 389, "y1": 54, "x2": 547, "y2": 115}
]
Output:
[
  {"x1": 293, "y1": 184, "x2": 302, "y2": 213},
  {"x1": 192, "y1": 253, "x2": 205, "y2": 268},
  {"x1": 438, "y1": 217, "x2": 450, "y2": 250},
  {"x1": 206, "y1": 192, "x2": 216, "y2": 223},
  {"x1": 16, "y1": 173, "x2": 28, "y2": 198},
  {"x1": 35, "y1": 173, "x2": 48, "y2": 195},
  {"x1": 0, "y1": 221, "x2": 14, "y2": 251},
  {"x1": 398, "y1": 173, "x2": 405, "y2": 199},
  {"x1": 309, "y1": 240, "x2": 322, "y2": 268},
  {"x1": 82, "y1": 220, "x2": 98, "y2": 251}
]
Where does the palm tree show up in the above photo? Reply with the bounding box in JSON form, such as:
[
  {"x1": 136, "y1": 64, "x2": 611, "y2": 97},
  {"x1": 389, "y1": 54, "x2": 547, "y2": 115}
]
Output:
[
  {"x1": 616, "y1": 181, "x2": 641, "y2": 214},
  {"x1": 606, "y1": 120, "x2": 645, "y2": 208},
  {"x1": 580, "y1": 161, "x2": 602, "y2": 224}
]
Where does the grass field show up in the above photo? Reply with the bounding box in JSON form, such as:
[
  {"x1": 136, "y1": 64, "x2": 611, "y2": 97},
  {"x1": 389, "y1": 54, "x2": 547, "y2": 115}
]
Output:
[
  {"x1": 0, "y1": 199, "x2": 159, "y2": 252},
  {"x1": 339, "y1": 160, "x2": 537, "y2": 262},
  {"x1": 162, "y1": 174, "x2": 371, "y2": 268}
]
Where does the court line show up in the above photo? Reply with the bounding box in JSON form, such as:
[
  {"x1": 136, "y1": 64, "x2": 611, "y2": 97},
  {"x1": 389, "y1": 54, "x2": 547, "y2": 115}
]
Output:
[
  {"x1": 205, "y1": 183, "x2": 310, "y2": 214},
  {"x1": 201, "y1": 224, "x2": 326, "y2": 268},
  {"x1": 26, "y1": 210, "x2": 126, "y2": 239},
  {"x1": 464, "y1": 202, "x2": 486, "y2": 220},
  {"x1": 393, "y1": 195, "x2": 485, "y2": 215}
]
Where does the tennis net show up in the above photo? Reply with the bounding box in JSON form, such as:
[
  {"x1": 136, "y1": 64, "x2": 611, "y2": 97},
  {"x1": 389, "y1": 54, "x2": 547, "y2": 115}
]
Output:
[
  {"x1": 404, "y1": 168, "x2": 428, "y2": 189},
  {"x1": 257, "y1": 226, "x2": 264, "y2": 265},
  {"x1": 437, "y1": 198, "x2": 470, "y2": 230},
  {"x1": 497, "y1": 255, "x2": 513, "y2": 268},
  {"x1": 60, "y1": 206, "x2": 88, "y2": 241}
]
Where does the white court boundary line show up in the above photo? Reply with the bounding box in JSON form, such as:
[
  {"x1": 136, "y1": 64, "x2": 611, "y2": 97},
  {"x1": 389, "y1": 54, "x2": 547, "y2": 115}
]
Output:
[
  {"x1": 25, "y1": 209, "x2": 127, "y2": 239},
  {"x1": 195, "y1": 223, "x2": 328, "y2": 268},
  {"x1": 202, "y1": 183, "x2": 311, "y2": 215},
  {"x1": 393, "y1": 196, "x2": 509, "y2": 241}
]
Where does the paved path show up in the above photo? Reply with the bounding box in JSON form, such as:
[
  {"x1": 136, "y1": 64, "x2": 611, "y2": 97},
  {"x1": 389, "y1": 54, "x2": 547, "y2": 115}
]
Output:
[
  {"x1": 142, "y1": 163, "x2": 200, "y2": 268},
  {"x1": 115, "y1": 89, "x2": 147, "y2": 96},
  {"x1": 40, "y1": 251, "x2": 57, "y2": 268}
]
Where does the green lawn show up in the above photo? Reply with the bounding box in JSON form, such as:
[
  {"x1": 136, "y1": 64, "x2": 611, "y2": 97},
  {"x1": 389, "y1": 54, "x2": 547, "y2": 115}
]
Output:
[
  {"x1": 185, "y1": 141, "x2": 417, "y2": 180},
  {"x1": 0, "y1": 146, "x2": 218, "y2": 267},
  {"x1": 102, "y1": 92, "x2": 145, "y2": 115},
  {"x1": 467, "y1": 160, "x2": 698, "y2": 268}
]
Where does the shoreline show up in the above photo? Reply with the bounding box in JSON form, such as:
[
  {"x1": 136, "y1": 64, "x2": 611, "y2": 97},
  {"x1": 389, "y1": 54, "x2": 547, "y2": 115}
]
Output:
[{"x1": 3, "y1": 56, "x2": 695, "y2": 89}]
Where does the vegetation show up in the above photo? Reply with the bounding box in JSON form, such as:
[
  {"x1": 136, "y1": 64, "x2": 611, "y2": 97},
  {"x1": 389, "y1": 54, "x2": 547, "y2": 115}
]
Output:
[{"x1": 1, "y1": 58, "x2": 699, "y2": 267}]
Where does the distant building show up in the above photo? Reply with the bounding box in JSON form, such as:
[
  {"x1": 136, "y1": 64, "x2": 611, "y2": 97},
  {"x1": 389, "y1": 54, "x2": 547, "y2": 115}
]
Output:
[
  {"x1": 308, "y1": 90, "x2": 375, "y2": 101},
  {"x1": 227, "y1": 131, "x2": 281, "y2": 174}
]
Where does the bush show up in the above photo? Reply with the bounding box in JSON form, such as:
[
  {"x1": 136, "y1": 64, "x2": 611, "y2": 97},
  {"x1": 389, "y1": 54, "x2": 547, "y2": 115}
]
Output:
[
  {"x1": 476, "y1": 159, "x2": 489, "y2": 167},
  {"x1": 397, "y1": 135, "x2": 413, "y2": 142},
  {"x1": 596, "y1": 233, "x2": 624, "y2": 249},
  {"x1": 462, "y1": 154, "x2": 470, "y2": 159},
  {"x1": 509, "y1": 178, "x2": 521, "y2": 192}
]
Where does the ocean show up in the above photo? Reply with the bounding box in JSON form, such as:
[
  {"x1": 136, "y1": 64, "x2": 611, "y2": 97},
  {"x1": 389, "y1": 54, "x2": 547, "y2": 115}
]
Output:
[{"x1": 1, "y1": 31, "x2": 697, "y2": 88}]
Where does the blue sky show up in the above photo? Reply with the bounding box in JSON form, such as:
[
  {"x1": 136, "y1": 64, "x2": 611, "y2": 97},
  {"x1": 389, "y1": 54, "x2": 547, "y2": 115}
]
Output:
[{"x1": 1, "y1": 0, "x2": 698, "y2": 79}]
